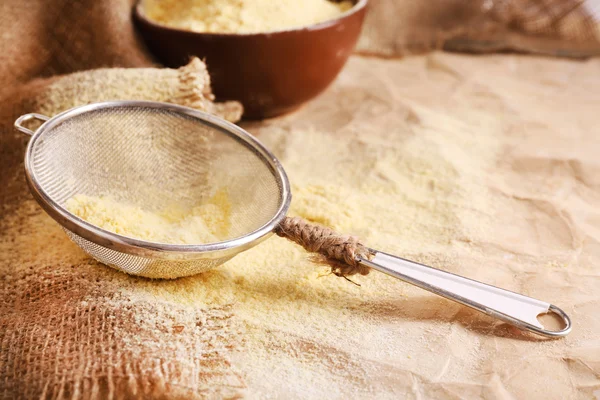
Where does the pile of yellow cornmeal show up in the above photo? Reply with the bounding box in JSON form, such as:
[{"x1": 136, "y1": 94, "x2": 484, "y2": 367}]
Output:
[
  {"x1": 142, "y1": 0, "x2": 354, "y2": 34},
  {"x1": 65, "y1": 190, "x2": 231, "y2": 245}
]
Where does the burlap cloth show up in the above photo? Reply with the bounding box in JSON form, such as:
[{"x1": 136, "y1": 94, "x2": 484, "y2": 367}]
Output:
[
  {"x1": 357, "y1": 0, "x2": 600, "y2": 57},
  {"x1": 1, "y1": 1, "x2": 599, "y2": 399}
]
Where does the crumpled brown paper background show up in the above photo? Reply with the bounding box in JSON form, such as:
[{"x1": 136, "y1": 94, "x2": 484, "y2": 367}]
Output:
[{"x1": 1, "y1": 0, "x2": 600, "y2": 399}]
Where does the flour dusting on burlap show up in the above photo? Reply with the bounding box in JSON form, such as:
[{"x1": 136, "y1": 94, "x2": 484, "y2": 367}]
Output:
[{"x1": 0, "y1": 0, "x2": 243, "y2": 398}]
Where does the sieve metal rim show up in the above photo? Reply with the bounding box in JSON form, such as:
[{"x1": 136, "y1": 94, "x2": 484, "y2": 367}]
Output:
[{"x1": 23, "y1": 100, "x2": 292, "y2": 260}]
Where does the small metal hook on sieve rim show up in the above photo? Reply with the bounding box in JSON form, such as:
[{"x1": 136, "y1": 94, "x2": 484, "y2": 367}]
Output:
[{"x1": 14, "y1": 113, "x2": 50, "y2": 136}]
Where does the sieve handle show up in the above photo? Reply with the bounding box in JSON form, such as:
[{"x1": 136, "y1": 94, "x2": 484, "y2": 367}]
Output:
[
  {"x1": 358, "y1": 250, "x2": 571, "y2": 338},
  {"x1": 14, "y1": 113, "x2": 50, "y2": 136}
]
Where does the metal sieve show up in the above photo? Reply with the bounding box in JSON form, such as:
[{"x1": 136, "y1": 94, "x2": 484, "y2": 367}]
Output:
[{"x1": 16, "y1": 101, "x2": 571, "y2": 338}]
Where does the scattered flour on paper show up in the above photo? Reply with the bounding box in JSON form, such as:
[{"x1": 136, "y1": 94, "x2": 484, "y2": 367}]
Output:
[{"x1": 212, "y1": 110, "x2": 501, "y2": 397}]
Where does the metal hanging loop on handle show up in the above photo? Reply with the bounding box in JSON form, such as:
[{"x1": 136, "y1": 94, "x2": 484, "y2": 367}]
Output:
[
  {"x1": 14, "y1": 113, "x2": 50, "y2": 136},
  {"x1": 358, "y1": 250, "x2": 572, "y2": 338}
]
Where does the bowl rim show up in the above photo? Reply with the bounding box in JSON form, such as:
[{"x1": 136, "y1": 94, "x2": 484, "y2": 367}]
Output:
[{"x1": 134, "y1": 0, "x2": 368, "y2": 37}]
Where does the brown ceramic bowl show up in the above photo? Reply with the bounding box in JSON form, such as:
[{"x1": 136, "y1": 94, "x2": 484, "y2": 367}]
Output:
[{"x1": 133, "y1": 0, "x2": 367, "y2": 119}]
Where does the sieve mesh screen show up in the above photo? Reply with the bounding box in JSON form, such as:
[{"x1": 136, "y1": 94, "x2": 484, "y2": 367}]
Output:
[{"x1": 26, "y1": 103, "x2": 288, "y2": 278}]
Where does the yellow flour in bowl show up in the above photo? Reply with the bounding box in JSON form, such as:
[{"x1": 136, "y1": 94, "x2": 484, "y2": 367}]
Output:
[
  {"x1": 141, "y1": 0, "x2": 354, "y2": 34},
  {"x1": 65, "y1": 189, "x2": 232, "y2": 244}
]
